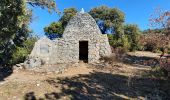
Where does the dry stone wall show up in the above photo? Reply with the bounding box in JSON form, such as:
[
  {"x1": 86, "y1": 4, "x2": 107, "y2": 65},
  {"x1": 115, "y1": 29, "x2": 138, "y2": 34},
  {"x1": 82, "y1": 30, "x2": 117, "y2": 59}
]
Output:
[{"x1": 25, "y1": 12, "x2": 112, "y2": 68}]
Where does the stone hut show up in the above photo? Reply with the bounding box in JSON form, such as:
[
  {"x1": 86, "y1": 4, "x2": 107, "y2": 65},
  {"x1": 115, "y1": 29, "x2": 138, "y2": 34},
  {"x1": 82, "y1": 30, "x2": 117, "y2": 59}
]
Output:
[{"x1": 26, "y1": 10, "x2": 112, "y2": 66}]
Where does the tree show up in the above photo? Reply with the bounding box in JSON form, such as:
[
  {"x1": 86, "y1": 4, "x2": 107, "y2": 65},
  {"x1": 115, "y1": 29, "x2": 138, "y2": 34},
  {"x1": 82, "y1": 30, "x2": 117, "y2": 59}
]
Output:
[
  {"x1": 44, "y1": 8, "x2": 77, "y2": 38},
  {"x1": 145, "y1": 7, "x2": 170, "y2": 52},
  {"x1": 89, "y1": 6, "x2": 129, "y2": 49},
  {"x1": 26, "y1": 0, "x2": 57, "y2": 12},
  {"x1": 89, "y1": 6, "x2": 125, "y2": 35},
  {"x1": 45, "y1": 6, "x2": 130, "y2": 49},
  {"x1": 149, "y1": 7, "x2": 170, "y2": 35},
  {"x1": 59, "y1": 8, "x2": 77, "y2": 28},
  {"x1": 45, "y1": 6, "x2": 136, "y2": 51},
  {"x1": 46, "y1": 6, "x2": 125, "y2": 38},
  {"x1": 44, "y1": 22, "x2": 63, "y2": 39},
  {"x1": 0, "y1": 0, "x2": 56, "y2": 66},
  {"x1": 124, "y1": 24, "x2": 141, "y2": 51},
  {"x1": 11, "y1": 36, "x2": 37, "y2": 64},
  {"x1": 0, "y1": 0, "x2": 29, "y2": 65}
]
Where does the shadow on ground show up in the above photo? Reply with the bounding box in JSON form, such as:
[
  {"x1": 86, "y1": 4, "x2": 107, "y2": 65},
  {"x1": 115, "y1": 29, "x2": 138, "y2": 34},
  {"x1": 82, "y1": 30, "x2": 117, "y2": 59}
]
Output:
[
  {"x1": 0, "y1": 66, "x2": 13, "y2": 81},
  {"x1": 24, "y1": 71, "x2": 170, "y2": 100},
  {"x1": 123, "y1": 54, "x2": 159, "y2": 67}
]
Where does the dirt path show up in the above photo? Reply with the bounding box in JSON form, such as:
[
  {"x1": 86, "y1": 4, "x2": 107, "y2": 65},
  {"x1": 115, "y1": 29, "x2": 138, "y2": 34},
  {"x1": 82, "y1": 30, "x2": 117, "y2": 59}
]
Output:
[
  {"x1": 0, "y1": 63, "x2": 94, "y2": 100},
  {"x1": 0, "y1": 51, "x2": 169, "y2": 100},
  {"x1": 0, "y1": 63, "x2": 151, "y2": 100},
  {"x1": 2, "y1": 62, "x2": 93, "y2": 83},
  {"x1": 128, "y1": 51, "x2": 161, "y2": 58}
]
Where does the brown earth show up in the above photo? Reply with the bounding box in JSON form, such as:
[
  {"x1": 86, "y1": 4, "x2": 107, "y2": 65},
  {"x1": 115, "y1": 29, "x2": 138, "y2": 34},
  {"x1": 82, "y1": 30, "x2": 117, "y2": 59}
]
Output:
[{"x1": 0, "y1": 51, "x2": 169, "y2": 100}]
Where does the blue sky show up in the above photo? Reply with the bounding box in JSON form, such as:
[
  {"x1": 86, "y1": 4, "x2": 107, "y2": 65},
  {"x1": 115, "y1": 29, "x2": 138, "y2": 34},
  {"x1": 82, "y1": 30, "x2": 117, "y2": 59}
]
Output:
[{"x1": 29, "y1": 0, "x2": 170, "y2": 37}]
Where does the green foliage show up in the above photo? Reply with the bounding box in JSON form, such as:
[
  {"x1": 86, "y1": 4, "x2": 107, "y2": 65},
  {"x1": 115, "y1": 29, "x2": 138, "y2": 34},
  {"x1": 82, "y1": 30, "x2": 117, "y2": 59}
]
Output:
[
  {"x1": 0, "y1": 0, "x2": 55, "y2": 66},
  {"x1": 26, "y1": 0, "x2": 57, "y2": 13},
  {"x1": 0, "y1": 0, "x2": 29, "y2": 65},
  {"x1": 107, "y1": 34, "x2": 115, "y2": 46},
  {"x1": 124, "y1": 24, "x2": 141, "y2": 51},
  {"x1": 44, "y1": 22, "x2": 63, "y2": 36},
  {"x1": 121, "y1": 35, "x2": 131, "y2": 51},
  {"x1": 44, "y1": 6, "x2": 140, "y2": 51},
  {"x1": 89, "y1": 6, "x2": 132, "y2": 50},
  {"x1": 11, "y1": 37, "x2": 37, "y2": 65},
  {"x1": 59, "y1": 8, "x2": 78, "y2": 28},
  {"x1": 45, "y1": 6, "x2": 126, "y2": 41},
  {"x1": 0, "y1": 0, "x2": 25, "y2": 41},
  {"x1": 44, "y1": 8, "x2": 77, "y2": 37},
  {"x1": 23, "y1": 36, "x2": 37, "y2": 52},
  {"x1": 11, "y1": 47, "x2": 29, "y2": 65},
  {"x1": 89, "y1": 6, "x2": 125, "y2": 34}
]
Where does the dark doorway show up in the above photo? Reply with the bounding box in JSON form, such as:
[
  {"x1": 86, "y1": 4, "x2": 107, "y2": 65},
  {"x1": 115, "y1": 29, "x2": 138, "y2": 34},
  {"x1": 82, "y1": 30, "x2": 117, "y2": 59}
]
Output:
[{"x1": 79, "y1": 41, "x2": 88, "y2": 63}]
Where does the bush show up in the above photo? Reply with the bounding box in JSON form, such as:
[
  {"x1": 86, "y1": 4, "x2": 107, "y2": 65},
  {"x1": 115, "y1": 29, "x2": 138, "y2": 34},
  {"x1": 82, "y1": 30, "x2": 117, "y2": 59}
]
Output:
[
  {"x1": 100, "y1": 47, "x2": 127, "y2": 64},
  {"x1": 124, "y1": 24, "x2": 141, "y2": 51},
  {"x1": 108, "y1": 34, "x2": 130, "y2": 51},
  {"x1": 139, "y1": 33, "x2": 170, "y2": 52},
  {"x1": 11, "y1": 47, "x2": 29, "y2": 65},
  {"x1": 114, "y1": 47, "x2": 127, "y2": 60},
  {"x1": 108, "y1": 24, "x2": 141, "y2": 52},
  {"x1": 144, "y1": 42, "x2": 158, "y2": 52},
  {"x1": 10, "y1": 37, "x2": 37, "y2": 65}
]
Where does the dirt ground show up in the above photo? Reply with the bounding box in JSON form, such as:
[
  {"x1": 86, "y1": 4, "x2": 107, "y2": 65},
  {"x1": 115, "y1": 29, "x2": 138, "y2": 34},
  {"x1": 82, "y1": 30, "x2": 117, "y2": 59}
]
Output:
[{"x1": 0, "y1": 51, "x2": 169, "y2": 100}]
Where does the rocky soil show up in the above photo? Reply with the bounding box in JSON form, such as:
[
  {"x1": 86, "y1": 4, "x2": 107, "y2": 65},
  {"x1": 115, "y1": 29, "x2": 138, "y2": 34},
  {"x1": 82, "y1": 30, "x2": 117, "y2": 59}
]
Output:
[{"x1": 0, "y1": 51, "x2": 169, "y2": 100}]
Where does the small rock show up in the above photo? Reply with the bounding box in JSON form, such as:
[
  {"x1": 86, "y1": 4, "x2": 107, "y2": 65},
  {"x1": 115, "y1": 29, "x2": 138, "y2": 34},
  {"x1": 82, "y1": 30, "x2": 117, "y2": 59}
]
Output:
[
  {"x1": 13, "y1": 96, "x2": 17, "y2": 99},
  {"x1": 24, "y1": 57, "x2": 42, "y2": 69},
  {"x1": 16, "y1": 64, "x2": 21, "y2": 67},
  {"x1": 13, "y1": 66, "x2": 22, "y2": 72},
  {"x1": 55, "y1": 71, "x2": 60, "y2": 74},
  {"x1": 0, "y1": 82, "x2": 4, "y2": 85},
  {"x1": 36, "y1": 84, "x2": 40, "y2": 86}
]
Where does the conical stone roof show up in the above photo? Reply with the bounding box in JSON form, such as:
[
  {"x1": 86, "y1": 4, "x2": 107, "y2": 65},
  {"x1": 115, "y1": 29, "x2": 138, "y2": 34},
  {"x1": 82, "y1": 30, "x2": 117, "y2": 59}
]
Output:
[{"x1": 63, "y1": 12, "x2": 102, "y2": 39}]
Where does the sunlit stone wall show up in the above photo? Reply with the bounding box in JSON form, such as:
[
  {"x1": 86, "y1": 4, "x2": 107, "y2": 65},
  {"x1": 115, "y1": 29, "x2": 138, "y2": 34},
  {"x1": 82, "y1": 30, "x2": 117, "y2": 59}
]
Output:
[{"x1": 27, "y1": 12, "x2": 112, "y2": 65}]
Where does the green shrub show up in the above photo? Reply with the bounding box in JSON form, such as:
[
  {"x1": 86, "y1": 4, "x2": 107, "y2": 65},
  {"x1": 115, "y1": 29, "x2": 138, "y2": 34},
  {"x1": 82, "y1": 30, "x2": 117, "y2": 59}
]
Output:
[
  {"x1": 108, "y1": 34, "x2": 130, "y2": 51},
  {"x1": 11, "y1": 47, "x2": 29, "y2": 65},
  {"x1": 10, "y1": 37, "x2": 37, "y2": 65},
  {"x1": 124, "y1": 24, "x2": 141, "y2": 51}
]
